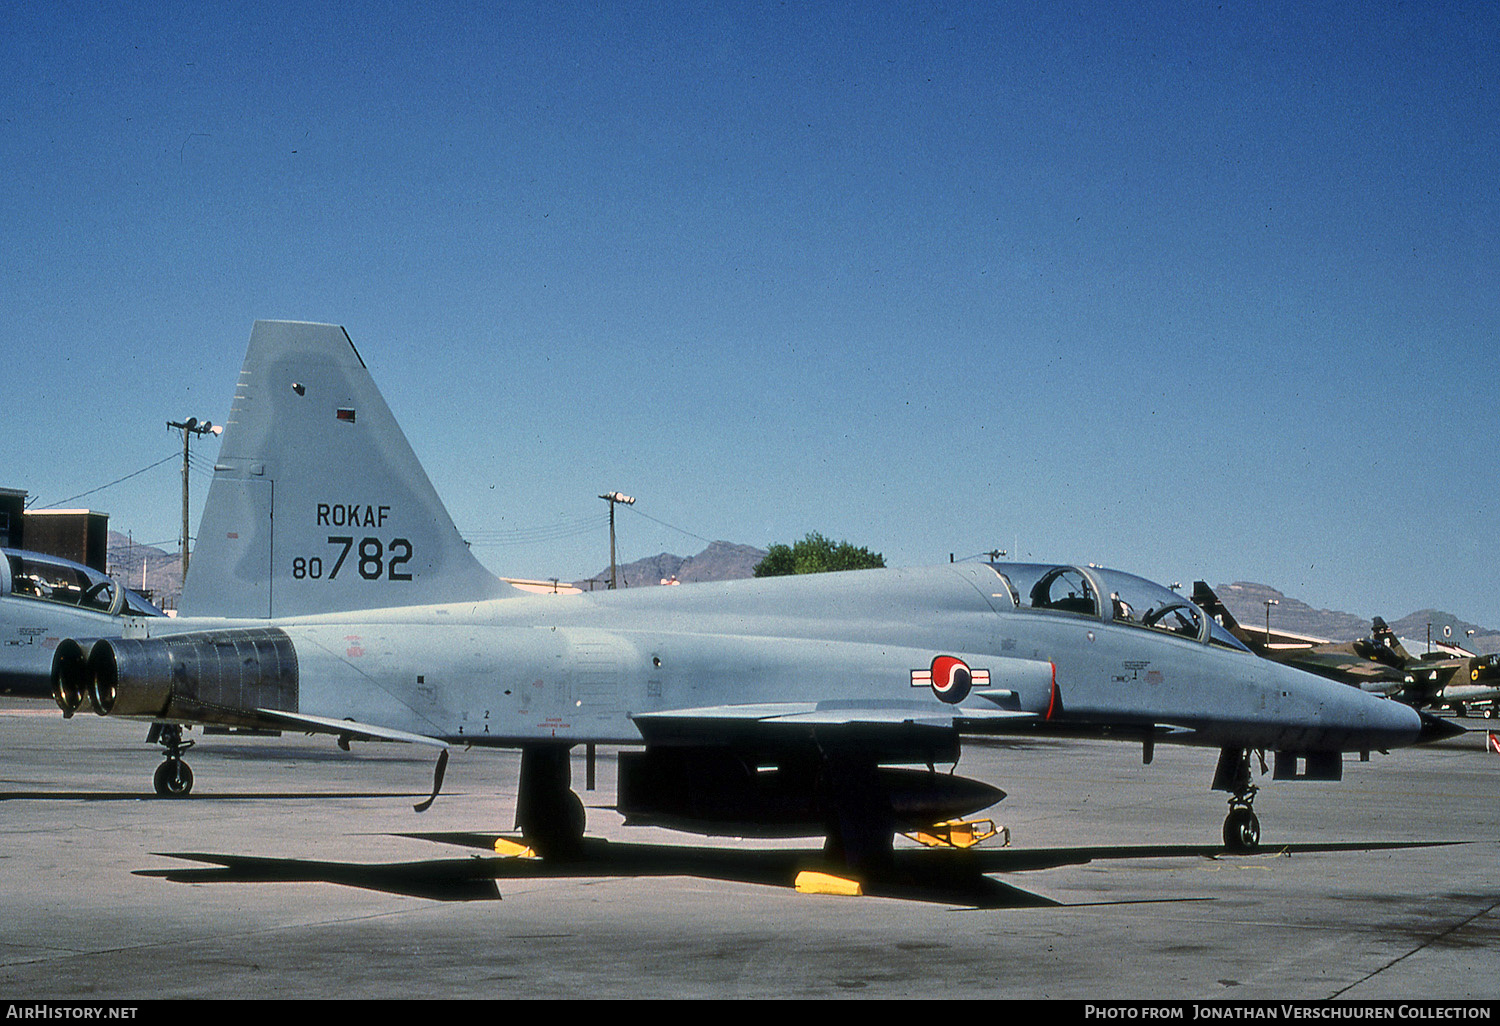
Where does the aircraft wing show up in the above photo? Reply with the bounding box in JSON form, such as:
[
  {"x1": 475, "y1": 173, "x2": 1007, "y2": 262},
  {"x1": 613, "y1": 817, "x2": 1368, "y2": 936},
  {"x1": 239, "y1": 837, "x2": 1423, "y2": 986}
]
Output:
[
  {"x1": 1257, "y1": 628, "x2": 1336, "y2": 649},
  {"x1": 633, "y1": 701, "x2": 1043, "y2": 763},
  {"x1": 1274, "y1": 650, "x2": 1409, "y2": 692},
  {"x1": 252, "y1": 708, "x2": 452, "y2": 813},
  {"x1": 254, "y1": 708, "x2": 450, "y2": 749},
  {"x1": 635, "y1": 700, "x2": 1038, "y2": 732}
]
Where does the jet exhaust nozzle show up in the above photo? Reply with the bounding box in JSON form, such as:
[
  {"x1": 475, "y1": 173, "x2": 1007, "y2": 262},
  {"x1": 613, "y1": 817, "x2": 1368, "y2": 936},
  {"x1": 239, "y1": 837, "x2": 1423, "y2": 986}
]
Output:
[
  {"x1": 52, "y1": 638, "x2": 103, "y2": 716},
  {"x1": 86, "y1": 638, "x2": 175, "y2": 718},
  {"x1": 50, "y1": 629, "x2": 300, "y2": 723}
]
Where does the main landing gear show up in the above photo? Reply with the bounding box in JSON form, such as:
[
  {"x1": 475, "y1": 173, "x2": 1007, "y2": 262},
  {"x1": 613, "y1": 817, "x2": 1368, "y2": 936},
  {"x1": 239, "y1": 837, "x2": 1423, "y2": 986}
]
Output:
[
  {"x1": 147, "y1": 723, "x2": 195, "y2": 797},
  {"x1": 516, "y1": 744, "x2": 585, "y2": 859},
  {"x1": 819, "y1": 754, "x2": 899, "y2": 877},
  {"x1": 1213, "y1": 747, "x2": 1264, "y2": 853}
]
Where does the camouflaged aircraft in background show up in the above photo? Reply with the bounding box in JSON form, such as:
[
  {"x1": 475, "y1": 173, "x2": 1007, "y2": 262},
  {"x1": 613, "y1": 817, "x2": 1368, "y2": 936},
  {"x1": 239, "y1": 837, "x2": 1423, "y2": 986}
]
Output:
[
  {"x1": 1363, "y1": 623, "x2": 1500, "y2": 717},
  {"x1": 47, "y1": 322, "x2": 1454, "y2": 870},
  {"x1": 1193, "y1": 582, "x2": 1500, "y2": 716}
]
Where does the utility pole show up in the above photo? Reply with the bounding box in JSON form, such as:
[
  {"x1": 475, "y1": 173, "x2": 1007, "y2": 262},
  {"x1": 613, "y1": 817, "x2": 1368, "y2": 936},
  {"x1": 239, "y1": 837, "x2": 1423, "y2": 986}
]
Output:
[
  {"x1": 599, "y1": 492, "x2": 634, "y2": 589},
  {"x1": 167, "y1": 418, "x2": 221, "y2": 580}
]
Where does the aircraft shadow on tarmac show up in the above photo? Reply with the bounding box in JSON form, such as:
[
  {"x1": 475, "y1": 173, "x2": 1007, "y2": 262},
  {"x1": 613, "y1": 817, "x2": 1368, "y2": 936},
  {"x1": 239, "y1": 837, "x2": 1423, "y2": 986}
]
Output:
[{"x1": 131, "y1": 835, "x2": 1463, "y2": 908}]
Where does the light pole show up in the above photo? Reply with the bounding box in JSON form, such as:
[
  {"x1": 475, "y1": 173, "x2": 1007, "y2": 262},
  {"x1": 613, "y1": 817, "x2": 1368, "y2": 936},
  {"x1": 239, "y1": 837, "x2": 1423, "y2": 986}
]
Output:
[
  {"x1": 1263, "y1": 599, "x2": 1279, "y2": 646},
  {"x1": 167, "y1": 418, "x2": 222, "y2": 580},
  {"x1": 599, "y1": 492, "x2": 634, "y2": 590}
]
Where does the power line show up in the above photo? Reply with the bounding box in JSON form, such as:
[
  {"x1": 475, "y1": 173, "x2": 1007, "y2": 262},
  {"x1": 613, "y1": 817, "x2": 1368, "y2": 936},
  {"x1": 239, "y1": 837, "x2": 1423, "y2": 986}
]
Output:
[
  {"x1": 187, "y1": 451, "x2": 219, "y2": 474},
  {"x1": 463, "y1": 511, "x2": 611, "y2": 547},
  {"x1": 124, "y1": 538, "x2": 181, "y2": 550},
  {"x1": 624, "y1": 505, "x2": 715, "y2": 546},
  {"x1": 35, "y1": 453, "x2": 180, "y2": 509}
]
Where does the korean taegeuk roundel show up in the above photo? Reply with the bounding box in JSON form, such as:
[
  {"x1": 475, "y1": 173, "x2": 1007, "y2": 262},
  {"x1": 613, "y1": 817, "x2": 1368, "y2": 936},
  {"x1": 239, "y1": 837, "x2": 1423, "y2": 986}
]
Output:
[{"x1": 929, "y1": 655, "x2": 973, "y2": 704}]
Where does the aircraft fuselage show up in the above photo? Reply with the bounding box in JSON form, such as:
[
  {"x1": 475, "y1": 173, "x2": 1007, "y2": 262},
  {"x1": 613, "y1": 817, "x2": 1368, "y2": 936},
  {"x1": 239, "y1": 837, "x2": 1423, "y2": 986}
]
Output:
[{"x1": 97, "y1": 562, "x2": 1420, "y2": 757}]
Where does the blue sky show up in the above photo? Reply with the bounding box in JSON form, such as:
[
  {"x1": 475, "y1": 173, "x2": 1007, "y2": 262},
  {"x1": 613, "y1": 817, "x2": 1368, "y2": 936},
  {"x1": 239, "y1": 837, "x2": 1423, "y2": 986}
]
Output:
[{"x1": 5, "y1": 2, "x2": 1497, "y2": 625}]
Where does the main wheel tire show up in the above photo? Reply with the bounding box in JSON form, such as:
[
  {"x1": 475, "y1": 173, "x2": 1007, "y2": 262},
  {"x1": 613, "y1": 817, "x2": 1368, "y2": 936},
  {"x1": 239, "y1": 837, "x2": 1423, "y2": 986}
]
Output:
[{"x1": 523, "y1": 789, "x2": 585, "y2": 860}]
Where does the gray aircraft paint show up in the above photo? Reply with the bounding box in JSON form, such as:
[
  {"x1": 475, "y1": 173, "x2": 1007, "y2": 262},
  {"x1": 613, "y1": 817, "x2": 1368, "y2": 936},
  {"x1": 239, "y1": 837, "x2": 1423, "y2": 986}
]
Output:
[
  {"x1": 179, "y1": 321, "x2": 514, "y2": 619},
  {"x1": 45, "y1": 321, "x2": 1440, "y2": 854},
  {"x1": 129, "y1": 560, "x2": 1418, "y2": 754}
]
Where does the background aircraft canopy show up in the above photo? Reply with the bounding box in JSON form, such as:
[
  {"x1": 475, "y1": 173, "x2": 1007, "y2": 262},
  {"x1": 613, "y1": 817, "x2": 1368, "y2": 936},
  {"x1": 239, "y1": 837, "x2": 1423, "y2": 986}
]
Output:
[{"x1": 2, "y1": 549, "x2": 163, "y2": 617}]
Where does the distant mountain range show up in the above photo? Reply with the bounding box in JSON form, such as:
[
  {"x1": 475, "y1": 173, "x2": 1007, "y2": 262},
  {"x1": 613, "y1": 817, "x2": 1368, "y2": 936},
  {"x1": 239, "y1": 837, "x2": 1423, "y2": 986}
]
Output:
[
  {"x1": 106, "y1": 532, "x2": 183, "y2": 610},
  {"x1": 1210, "y1": 581, "x2": 1500, "y2": 655},
  {"x1": 103, "y1": 534, "x2": 772, "y2": 608},
  {"x1": 104, "y1": 531, "x2": 1500, "y2": 652},
  {"x1": 576, "y1": 541, "x2": 769, "y2": 590}
]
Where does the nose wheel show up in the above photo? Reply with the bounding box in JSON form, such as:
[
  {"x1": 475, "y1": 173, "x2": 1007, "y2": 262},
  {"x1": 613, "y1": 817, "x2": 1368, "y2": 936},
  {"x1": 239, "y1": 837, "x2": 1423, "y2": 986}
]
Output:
[
  {"x1": 147, "y1": 723, "x2": 195, "y2": 797},
  {"x1": 1223, "y1": 798, "x2": 1260, "y2": 852}
]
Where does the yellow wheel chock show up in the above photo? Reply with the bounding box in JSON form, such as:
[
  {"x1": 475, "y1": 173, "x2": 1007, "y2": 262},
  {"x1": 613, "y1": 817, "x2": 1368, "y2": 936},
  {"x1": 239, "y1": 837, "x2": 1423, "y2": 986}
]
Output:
[{"x1": 493, "y1": 837, "x2": 538, "y2": 858}]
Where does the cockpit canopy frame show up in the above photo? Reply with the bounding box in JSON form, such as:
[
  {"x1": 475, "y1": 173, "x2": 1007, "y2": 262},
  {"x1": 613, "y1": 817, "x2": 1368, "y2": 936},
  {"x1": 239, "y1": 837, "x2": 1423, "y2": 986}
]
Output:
[{"x1": 984, "y1": 561, "x2": 1248, "y2": 652}]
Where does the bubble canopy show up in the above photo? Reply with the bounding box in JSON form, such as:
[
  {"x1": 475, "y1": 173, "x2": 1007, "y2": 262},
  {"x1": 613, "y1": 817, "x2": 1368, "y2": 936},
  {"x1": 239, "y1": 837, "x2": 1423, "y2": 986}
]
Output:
[{"x1": 984, "y1": 562, "x2": 1249, "y2": 652}]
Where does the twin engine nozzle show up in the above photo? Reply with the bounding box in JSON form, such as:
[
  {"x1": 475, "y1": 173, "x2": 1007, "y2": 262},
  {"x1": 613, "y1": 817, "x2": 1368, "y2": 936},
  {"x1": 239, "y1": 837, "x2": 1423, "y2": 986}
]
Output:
[
  {"x1": 51, "y1": 629, "x2": 300, "y2": 723},
  {"x1": 52, "y1": 637, "x2": 164, "y2": 718}
]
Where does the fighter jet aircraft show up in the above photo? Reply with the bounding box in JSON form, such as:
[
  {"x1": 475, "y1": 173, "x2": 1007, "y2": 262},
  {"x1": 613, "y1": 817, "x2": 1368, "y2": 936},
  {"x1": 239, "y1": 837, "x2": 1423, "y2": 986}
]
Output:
[
  {"x1": 1193, "y1": 582, "x2": 1500, "y2": 714},
  {"x1": 1, "y1": 548, "x2": 162, "y2": 697},
  {"x1": 1364, "y1": 626, "x2": 1500, "y2": 716},
  {"x1": 48, "y1": 322, "x2": 1454, "y2": 871},
  {"x1": 1191, "y1": 582, "x2": 1410, "y2": 692}
]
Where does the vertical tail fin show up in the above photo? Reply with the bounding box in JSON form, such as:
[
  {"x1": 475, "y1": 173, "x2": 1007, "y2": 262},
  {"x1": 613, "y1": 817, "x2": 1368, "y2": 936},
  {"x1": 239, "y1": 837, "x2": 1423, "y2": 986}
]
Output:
[
  {"x1": 1192, "y1": 581, "x2": 1250, "y2": 644},
  {"x1": 1369, "y1": 617, "x2": 1413, "y2": 666},
  {"x1": 180, "y1": 321, "x2": 514, "y2": 618}
]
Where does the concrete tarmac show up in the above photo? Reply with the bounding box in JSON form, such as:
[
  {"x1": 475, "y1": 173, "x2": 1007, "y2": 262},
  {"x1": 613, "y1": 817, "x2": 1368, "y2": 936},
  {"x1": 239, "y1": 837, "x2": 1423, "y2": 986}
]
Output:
[{"x1": 0, "y1": 699, "x2": 1495, "y2": 1000}]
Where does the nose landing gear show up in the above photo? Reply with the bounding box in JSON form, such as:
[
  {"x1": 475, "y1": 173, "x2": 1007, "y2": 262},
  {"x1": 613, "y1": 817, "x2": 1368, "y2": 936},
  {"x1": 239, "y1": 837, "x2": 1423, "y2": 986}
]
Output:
[
  {"x1": 1222, "y1": 795, "x2": 1260, "y2": 852},
  {"x1": 1213, "y1": 747, "x2": 1264, "y2": 853}
]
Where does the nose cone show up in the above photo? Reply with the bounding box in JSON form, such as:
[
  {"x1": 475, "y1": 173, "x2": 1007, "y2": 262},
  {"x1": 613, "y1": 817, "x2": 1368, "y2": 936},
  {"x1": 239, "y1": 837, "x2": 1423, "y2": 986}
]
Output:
[
  {"x1": 1417, "y1": 711, "x2": 1465, "y2": 744},
  {"x1": 1266, "y1": 660, "x2": 1425, "y2": 751},
  {"x1": 1356, "y1": 690, "x2": 1425, "y2": 750}
]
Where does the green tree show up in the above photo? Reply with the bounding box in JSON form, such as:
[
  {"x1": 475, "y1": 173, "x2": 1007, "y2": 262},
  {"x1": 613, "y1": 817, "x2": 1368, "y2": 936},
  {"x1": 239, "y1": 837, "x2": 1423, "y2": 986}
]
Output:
[{"x1": 753, "y1": 532, "x2": 885, "y2": 577}]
